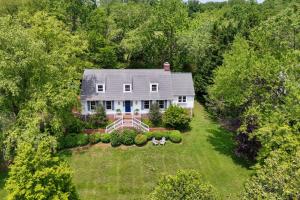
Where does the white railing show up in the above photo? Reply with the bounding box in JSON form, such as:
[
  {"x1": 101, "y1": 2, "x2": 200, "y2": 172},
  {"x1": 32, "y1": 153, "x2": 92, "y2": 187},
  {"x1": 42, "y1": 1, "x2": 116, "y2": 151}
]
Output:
[
  {"x1": 105, "y1": 116, "x2": 149, "y2": 133},
  {"x1": 133, "y1": 117, "x2": 150, "y2": 132},
  {"x1": 105, "y1": 116, "x2": 123, "y2": 133}
]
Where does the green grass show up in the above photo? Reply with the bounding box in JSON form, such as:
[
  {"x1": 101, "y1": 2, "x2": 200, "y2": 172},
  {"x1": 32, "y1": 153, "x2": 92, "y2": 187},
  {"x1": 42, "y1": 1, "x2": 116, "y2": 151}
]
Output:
[
  {"x1": 63, "y1": 102, "x2": 252, "y2": 199},
  {"x1": 0, "y1": 102, "x2": 252, "y2": 199}
]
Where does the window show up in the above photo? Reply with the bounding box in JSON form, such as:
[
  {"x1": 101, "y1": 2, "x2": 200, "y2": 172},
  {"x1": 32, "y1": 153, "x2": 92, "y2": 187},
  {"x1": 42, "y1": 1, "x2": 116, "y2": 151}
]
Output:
[
  {"x1": 123, "y1": 84, "x2": 132, "y2": 92},
  {"x1": 158, "y1": 100, "x2": 165, "y2": 109},
  {"x1": 178, "y1": 96, "x2": 187, "y2": 103},
  {"x1": 143, "y1": 101, "x2": 150, "y2": 109},
  {"x1": 150, "y1": 83, "x2": 158, "y2": 92},
  {"x1": 96, "y1": 84, "x2": 105, "y2": 93},
  {"x1": 88, "y1": 101, "x2": 98, "y2": 111},
  {"x1": 106, "y1": 101, "x2": 112, "y2": 110}
]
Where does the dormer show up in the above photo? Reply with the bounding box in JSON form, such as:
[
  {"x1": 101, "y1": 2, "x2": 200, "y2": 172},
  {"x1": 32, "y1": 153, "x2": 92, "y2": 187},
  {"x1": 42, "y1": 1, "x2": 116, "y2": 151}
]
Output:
[
  {"x1": 123, "y1": 83, "x2": 132, "y2": 93},
  {"x1": 96, "y1": 83, "x2": 105, "y2": 93},
  {"x1": 150, "y1": 83, "x2": 158, "y2": 92}
]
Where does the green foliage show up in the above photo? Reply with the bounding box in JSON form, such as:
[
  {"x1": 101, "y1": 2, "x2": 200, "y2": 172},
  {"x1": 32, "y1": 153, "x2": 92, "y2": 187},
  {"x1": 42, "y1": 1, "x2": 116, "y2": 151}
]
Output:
[
  {"x1": 145, "y1": 131, "x2": 170, "y2": 140},
  {"x1": 169, "y1": 130, "x2": 182, "y2": 143},
  {"x1": 88, "y1": 105, "x2": 108, "y2": 128},
  {"x1": 134, "y1": 134, "x2": 148, "y2": 146},
  {"x1": 88, "y1": 133, "x2": 101, "y2": 144},
  {"x1": 149, "y1": 170, "x2": 218, "y2": 200},
  {"x1": 121, "y1": 129, "x2": 138, "y2": 145},
  {"x1": 163, "y1": 105, "x2": 191, "y2": 130},
  {"x1": 100, "y1": 133, "x2": 111, "y2": 143},
  {"x1": 149, "y1": 103, "x2": 162, "y2": 127},
  {"x1": 243, "y1": 149, "x2": 300, "y2": 199},
  {"x1": 5, "y1": 138, "x2": 78, "y2": 200},
  {"x1": 76, "y1": 134, "x2": 89, "y2": 146},
  {"x1": 110, "y1": 131, "x2": 122, "y2": 147}
]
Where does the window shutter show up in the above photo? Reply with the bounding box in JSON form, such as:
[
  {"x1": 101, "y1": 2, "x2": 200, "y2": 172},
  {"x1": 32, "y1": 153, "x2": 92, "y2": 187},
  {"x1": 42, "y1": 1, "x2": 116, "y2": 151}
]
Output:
[
  {"x1": 87, "y1": 101, "x2": 90, "y2": 111},
  {"x1": 164, "y1": 100, "x2": 167, "y2": 108},
  {"x1": 141, "y1": 100, "x2": 144, "y2": 110},
  {"x1": 112, "y1": 101, "x2": 114, "y2": 110}
]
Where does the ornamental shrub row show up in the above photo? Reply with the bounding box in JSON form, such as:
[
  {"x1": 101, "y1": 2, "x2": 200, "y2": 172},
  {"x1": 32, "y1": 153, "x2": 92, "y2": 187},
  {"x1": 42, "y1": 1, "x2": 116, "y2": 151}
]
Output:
[{"x1": 59, "y1": 130, "x2": 182, "y2": 149}]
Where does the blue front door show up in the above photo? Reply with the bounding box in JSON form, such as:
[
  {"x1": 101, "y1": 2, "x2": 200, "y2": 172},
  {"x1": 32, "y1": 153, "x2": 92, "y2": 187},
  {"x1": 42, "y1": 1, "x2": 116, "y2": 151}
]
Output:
[{"x1": 125, "y1": 101, "x2": 131, "y2": 112}]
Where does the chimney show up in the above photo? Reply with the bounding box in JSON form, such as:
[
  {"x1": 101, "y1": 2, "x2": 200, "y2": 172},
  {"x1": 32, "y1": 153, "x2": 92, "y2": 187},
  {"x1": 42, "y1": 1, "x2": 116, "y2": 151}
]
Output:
[{"x1": 163, "y1": 62, "x2": 170, "y2": 71}]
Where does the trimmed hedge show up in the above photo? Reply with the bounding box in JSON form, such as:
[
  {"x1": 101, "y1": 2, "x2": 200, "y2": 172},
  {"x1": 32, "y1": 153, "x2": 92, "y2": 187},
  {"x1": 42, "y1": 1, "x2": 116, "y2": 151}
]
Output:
[
  {"x1": 60, "y1": 133, "x2": 90, "y2": 149},
  {"x1": 100, "y1": 133, "x2": 111, "y2": 143},
  {"x1": 77, "y1": 134, "x2": 89, "y2": 146},
  {"x1": 145, "y1": 131, "x2": 170, "y2": 140},
  {"x1": 121, "y1": 129, "x2": 138, "y2": 145},
  {"x1": 169, "y1": 130, "x2": 182, "y2": 143},
  {"x1": 89, "y1": 133, "x2": 101, "y2": 144},
  {"x1": 134, "y1": 134, "x2": 148, "y2": 146},
  {"x1": 163, "y1": 105, "x2": 191, "y2": 130},
  {"x1": 110, "y1": 131, "x2": 122, "y2": 147}
]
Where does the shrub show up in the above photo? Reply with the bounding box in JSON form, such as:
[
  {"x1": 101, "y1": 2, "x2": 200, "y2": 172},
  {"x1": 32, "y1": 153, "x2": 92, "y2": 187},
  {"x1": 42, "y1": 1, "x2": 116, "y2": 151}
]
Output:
[
  {"x1": 169, "y1": 130, "x2": 182, "y2": 143},
  {"x1": 62, "y1": 134, "x2": 78, "y2": 148},
  {"x1": 110, "y1": 131, "x2": 122, "y2": 147},
  {"x1": 142, "y1": 118, "x2": 153, "y2": 127},
  {"x1": 149, "y1": 170, "x2": 217, "y2": 200},
  {"x1": 88, "y1": 133, "x2": 101, "y2": 144},
  {"x1": 88, "y1": 105, "x2": 108, "y2": 128},
  {"x1": 76, "y1": 134, "x2": 89, "y2": 146},
  {"x1": 121, "y1": 129, "x2": 138, "y2": 145},
  {"x1": 145, "y1": 131, "x2": 169, "y2": 140},
  {"x1": 149, "y1": 102, "x2": 162, "y2": 126},
  {"x1": 163, "y1": 105, "x2": 191, "y2": 130},
  {"x1": 135, "y1": 134, "x2": 148, "y2": 146},
  {"x1": 100, "y1": 133, "x2": 111, "y2": 143}
]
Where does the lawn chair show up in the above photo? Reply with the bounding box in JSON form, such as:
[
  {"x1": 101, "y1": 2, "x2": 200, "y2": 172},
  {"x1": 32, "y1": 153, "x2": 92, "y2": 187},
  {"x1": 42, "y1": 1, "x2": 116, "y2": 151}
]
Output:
[
  {"x1": 152, "y1": 137, "x2": 159, "y2": 145},
  {"x1": 160, "y1": 137, "x2": 166, "y2": 145}
]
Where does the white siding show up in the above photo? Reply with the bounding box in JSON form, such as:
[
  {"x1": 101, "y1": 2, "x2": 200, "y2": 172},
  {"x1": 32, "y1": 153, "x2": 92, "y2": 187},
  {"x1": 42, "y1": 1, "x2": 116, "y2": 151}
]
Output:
[{"x1": 172, "y1": 95, "x2": 194, "y2": 108}]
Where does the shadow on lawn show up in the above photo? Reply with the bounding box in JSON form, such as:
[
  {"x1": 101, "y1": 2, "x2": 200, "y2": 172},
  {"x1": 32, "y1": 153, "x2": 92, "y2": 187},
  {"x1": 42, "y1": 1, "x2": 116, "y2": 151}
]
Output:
[{"x1": 207, "y1": 128, "x2": 252, "y2": 169}]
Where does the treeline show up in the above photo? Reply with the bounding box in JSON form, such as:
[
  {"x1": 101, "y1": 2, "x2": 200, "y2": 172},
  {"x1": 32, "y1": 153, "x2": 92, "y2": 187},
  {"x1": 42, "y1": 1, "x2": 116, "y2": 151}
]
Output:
[{"x1": 0, "y1": 0, "x2": 299, "y2": 199}]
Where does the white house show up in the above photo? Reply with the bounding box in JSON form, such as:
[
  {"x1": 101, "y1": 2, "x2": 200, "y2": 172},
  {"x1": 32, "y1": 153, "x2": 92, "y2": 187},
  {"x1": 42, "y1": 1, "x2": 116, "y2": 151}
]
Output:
[{"x1": 80, "y1": 63, "x2": 195, "y2": 120}]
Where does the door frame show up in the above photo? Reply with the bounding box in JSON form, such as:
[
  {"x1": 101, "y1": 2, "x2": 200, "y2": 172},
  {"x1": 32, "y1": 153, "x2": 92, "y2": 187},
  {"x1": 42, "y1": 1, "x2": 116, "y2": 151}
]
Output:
[{"x1": 124, "y1": 100, "x2": 131, "y2": 113}]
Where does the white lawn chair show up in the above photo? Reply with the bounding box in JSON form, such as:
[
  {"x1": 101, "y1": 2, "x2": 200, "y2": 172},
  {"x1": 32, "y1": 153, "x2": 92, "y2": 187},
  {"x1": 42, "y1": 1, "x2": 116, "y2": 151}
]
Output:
[
  {"x1": 160, "y1": 137, "x2": 166, "y2": 145},
  {"x1": 152, "y1": 137, "x2": 159, "y2": 145}
]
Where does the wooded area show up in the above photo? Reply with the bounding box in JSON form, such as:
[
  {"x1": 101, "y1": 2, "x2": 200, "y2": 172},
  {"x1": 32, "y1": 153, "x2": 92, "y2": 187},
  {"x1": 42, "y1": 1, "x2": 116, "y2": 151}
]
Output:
[{"x1": 0, "y1": 0, "x2": 299, "y2": 199}]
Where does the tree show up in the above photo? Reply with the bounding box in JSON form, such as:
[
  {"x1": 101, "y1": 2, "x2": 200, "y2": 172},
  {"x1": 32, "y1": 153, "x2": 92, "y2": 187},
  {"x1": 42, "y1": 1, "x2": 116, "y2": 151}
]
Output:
[
  {"x1": 163, "y1": 105, "x2": 191, "y2": 130},
  {"x1": 5, "y1": 137, "x2": 78, "y2": 200},
  {"x1": 148, "y1": 103, "x2": 162, "y2": 126},
  {"x1": 243, "y1": 149, "x2": 300, "y2": 199},
  {"x1": 148, "y1": 170, "x2": 218, "y2": 200}
]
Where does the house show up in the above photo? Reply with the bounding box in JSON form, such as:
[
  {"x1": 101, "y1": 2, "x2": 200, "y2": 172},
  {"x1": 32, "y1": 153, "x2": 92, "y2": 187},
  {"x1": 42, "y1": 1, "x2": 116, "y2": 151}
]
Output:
[{"x1": 80, "y1": 62, "x2": 195, "y2": 120}]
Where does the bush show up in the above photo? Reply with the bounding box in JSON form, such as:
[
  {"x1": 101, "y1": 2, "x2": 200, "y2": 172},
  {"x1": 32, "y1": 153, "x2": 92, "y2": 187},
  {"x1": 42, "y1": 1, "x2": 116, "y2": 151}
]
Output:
[
  {"x1": 149, "y1": 170, "x2": 217, "y2": 200},
  {"x1": 76, "y1": 134, "x2": 89, "y2": 146},
  {"x1": 169, "y1": 130, "x2": 182, "y2": 143},
  {"x1": 62, "y1": 134, "x2": 78, "y2": 148},
  {"x1": 88, "y1": 105, "x2": 108, "y2": 128},
  {"x1": 100, "y1": 133, "x2": 111, "y2": 143},
  {"x1": 134, "y1": 134, "x2": 148, "y2": 146},
  {"x1": 163, "y1": 105, "x2": 191, "y2": 130},
  {"x1": 110, "y1": 131, "x2": 122, "y2": 147},
  {"x1": 88, "y1": 133, "x2": 101, "y2": 144},
  {"x1": 145, "y1": 131, "x2": 169, "y2": 140},
  {"x1": 121, "y1": 129, "x2": 138, "y2": 145},
  {"x1": 149, "y1": 103, "x2": 162, "y2": 126}
]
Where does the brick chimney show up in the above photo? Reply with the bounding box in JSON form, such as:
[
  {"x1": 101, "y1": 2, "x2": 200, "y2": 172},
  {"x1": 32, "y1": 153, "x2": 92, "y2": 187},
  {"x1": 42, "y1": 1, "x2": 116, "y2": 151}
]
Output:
[{"x1": 163, "y1": 62, "x2": 170, "y2": 71}]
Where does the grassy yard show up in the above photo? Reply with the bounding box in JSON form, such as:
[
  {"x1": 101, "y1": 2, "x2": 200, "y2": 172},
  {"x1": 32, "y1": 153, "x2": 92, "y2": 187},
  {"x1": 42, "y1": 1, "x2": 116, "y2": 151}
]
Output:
[{"x1": 0, "y1": 102, "x2": 252, "y2": 199}]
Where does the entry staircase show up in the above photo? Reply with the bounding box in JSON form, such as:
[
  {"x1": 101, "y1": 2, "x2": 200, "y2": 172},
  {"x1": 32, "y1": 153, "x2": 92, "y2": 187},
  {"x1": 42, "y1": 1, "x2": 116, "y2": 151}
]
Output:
[{"x1": 105, "y1": 115, "x2": 150, "y2": 133}]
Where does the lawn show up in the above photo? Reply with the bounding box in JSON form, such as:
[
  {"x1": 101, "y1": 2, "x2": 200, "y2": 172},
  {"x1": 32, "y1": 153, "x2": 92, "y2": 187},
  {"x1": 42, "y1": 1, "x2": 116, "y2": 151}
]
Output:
[
  {"x1": 63, "y1": 102, "x2": 252, "y2": 199},
  {"x1": 0, "y1": 102, "x2": 252, "y2": 199}
]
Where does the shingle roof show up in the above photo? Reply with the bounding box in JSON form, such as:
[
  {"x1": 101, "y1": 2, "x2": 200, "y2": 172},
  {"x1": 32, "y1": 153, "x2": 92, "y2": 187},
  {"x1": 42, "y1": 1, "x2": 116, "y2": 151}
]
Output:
[{"x1": 80, "y1": 69, "x2": 195, "y2": 101}]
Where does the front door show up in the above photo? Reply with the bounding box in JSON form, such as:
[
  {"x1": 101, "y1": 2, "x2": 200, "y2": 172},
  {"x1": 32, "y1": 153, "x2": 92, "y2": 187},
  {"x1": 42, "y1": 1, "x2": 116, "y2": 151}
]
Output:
[{"x1": 125, "y1": 101, "x2": 131, "y2": 113}]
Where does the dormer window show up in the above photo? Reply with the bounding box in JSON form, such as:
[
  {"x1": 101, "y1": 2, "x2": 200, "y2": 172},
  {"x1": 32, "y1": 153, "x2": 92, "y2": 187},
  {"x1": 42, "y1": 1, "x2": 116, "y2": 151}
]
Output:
[
  {"x1": 96, "y1": 84, "x2": 105, "y2": 93},
  {"x1": 150, "y1": 83, "x2": 158, "y2": 92},
  {"x1": 123, "y1": 84, "x2": 132, "y2": 92}
]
